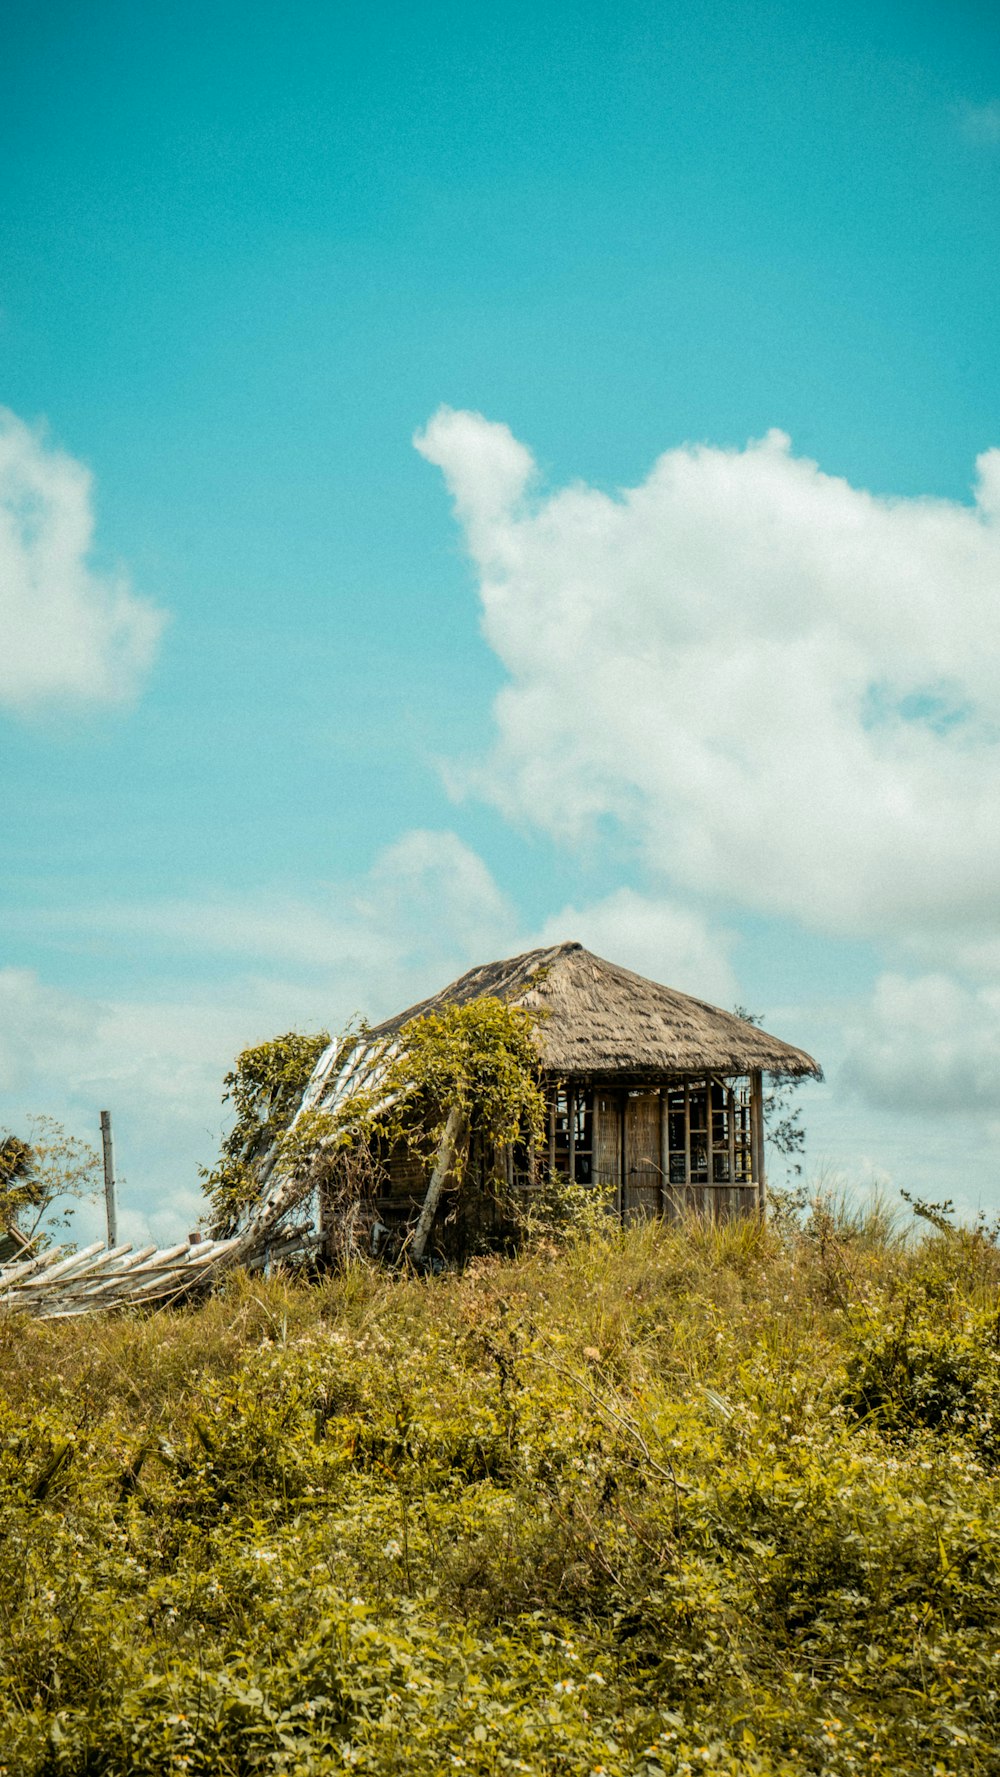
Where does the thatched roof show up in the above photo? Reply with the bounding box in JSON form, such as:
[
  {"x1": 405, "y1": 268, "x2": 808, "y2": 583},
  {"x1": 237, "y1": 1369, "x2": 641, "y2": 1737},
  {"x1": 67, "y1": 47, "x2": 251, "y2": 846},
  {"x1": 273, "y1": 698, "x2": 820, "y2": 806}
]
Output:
[{"x1": 369, "y1": 942, "x2": 821, "y2": 1079}]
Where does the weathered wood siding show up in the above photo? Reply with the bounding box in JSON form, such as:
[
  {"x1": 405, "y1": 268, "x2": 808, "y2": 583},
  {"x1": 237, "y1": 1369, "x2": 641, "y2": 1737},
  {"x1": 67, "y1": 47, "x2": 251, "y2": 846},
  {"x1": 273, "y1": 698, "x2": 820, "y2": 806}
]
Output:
[
  {"x1": 593, "y1": 1091, "x2": 621, "y2": 1204},
  {"x1": 623, "y1": 1091, "x2": 661, "y2": 1221}
]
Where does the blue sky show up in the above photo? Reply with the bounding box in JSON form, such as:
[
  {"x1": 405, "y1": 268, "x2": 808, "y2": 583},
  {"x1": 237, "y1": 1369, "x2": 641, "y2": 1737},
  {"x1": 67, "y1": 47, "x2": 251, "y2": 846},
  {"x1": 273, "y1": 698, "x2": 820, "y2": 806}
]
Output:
[{"x1": 3, "y1": 0, "x2": 1000, "y2": 1241}]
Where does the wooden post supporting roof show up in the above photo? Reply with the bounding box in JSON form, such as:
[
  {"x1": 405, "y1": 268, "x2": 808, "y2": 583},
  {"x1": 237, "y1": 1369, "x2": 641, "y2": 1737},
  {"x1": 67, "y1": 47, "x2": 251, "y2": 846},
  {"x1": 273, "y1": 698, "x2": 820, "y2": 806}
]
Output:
[
  {"x1": 658, "y1": 1088, "x2": 668, "y2": 1218},
  {"x1": 751, "y1": 1071, "x2": 766, "y2": 1217},
  {"x1": 410, "y1": 1105, "x2": 465, "y2": 1263}
]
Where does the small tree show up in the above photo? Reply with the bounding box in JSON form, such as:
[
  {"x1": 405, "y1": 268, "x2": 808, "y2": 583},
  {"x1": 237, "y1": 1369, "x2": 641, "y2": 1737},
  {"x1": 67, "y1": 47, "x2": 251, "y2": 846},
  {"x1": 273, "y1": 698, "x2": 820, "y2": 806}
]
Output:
[
  {"x1": 734, "y1": 1007, "x2": 807, "y2": 1183},
  {"x1": 0, "y1": 1117, "x2": 101, "y2": 1247}
]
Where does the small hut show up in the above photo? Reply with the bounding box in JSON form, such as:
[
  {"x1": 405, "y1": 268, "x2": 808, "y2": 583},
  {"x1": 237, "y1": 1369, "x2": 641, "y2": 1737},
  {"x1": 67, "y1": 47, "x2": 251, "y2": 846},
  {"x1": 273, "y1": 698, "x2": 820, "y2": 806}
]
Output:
[{"x1": 260, "y1": 941, "x2": 821, "y2": 1261}]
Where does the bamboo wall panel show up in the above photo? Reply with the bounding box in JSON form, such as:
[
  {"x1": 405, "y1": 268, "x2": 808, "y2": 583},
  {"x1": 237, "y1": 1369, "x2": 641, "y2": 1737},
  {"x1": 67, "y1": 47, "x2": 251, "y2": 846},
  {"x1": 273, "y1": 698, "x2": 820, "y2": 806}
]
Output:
[
  {"x1": 624, "y1": 1092, "x2": 661, "y2": 1222},
  {"x1": 594, "y1": 1091, "x2": 621, "y2": 1205}
]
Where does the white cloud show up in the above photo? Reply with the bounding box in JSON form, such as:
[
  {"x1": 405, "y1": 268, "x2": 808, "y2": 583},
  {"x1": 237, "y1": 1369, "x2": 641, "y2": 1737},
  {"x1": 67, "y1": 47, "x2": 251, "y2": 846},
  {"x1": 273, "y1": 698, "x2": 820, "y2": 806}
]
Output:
[
  {"x1": 958, "y1": 100, "x2": 1000, "y2": 145},
  {"x1": 13, "y1": 830, "x2": 518, "y2": 995},
  {"x1": 0, "y1": 964, "x2": 303, "y2": 1247},
  {"x1": 0, "y1": 407, "x2": 164, "y2": 712},
  {"x1": 842, "y1": 970, "x2": 1000, "y2": 1117},
  {"x1": 1, "y1": 829, "x2": 743, "y2": 1240},
  {"x1": 0, "y1": 832, "x2": 518, "y2": 1242},
  {"x1": 530, "y1": 886, "x2": 736, "y2": 1007},
  {"x1": 416, "y1": 408, "x2": 1000, "y2": 943}
]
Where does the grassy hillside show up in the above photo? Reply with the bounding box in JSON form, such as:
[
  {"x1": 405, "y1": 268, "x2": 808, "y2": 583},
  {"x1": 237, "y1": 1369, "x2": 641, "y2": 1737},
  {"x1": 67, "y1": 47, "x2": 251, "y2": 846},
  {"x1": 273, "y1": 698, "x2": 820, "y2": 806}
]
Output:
[{"x1": 3, "y1": 1206, "x2": 1000, "y2": 1775}]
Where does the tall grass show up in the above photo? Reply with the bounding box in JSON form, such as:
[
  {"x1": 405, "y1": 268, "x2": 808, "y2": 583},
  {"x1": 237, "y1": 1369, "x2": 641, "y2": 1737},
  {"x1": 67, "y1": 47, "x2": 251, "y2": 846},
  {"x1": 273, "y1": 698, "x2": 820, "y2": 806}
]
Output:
[{"x1": 3, "y1": 1205, "x2": 1000, "y2": 1773}]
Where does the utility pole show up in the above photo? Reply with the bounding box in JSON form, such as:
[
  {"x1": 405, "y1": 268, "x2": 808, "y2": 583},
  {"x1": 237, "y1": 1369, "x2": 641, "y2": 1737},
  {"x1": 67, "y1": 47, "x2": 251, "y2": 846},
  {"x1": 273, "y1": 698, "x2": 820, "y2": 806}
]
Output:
[{"x1": 99, "y1": 1111, "x2": 118, "y2": 1248}]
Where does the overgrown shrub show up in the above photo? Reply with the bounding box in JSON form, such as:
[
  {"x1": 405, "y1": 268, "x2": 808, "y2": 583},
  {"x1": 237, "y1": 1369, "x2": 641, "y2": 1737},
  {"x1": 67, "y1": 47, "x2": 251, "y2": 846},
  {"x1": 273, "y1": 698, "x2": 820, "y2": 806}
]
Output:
[
  {"x1": 202, "y1": 1031, "x2": 331, "y2": 1234},
  {"x1": 4, "y1": 1216, "x2": 1000, "y2": 1773}
]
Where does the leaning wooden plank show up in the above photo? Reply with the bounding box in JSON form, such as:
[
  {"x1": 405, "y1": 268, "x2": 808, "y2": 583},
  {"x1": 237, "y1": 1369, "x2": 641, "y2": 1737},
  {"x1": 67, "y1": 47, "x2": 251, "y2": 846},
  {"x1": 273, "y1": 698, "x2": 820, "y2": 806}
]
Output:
[
  {"x1": 183, "y1": 1238, "x2": 241, "y2": 1265},
  {"x1": 142, "y1": 1238, "x2": 239, "y2": 1279},
  {"x1": 12, "y1": 1242, "x2": 107, "y2": 1291},
  {"x1": 24, "y1": 1236, "x2": 244, "y2": 1318},
  {"x1": 110, "y1": 1246, "x2": 223, "y2": 1299},
  {"x1": 56, "y1": 1250, "x2": 162, "y2": 1304},
  {"x1": 75, "y1": 1246, "x2": 158, "y2": 1288},
  {"x1": 0, "y1": 1244, "x2": 67, "y2": 1289},
  {"x1": 172, "y1": 1240, "x2": 226, "y2": 1263},
  {"x1": 55, "y1": 1258, "x2": 174, "y2": 1310},
  {"x1": 28, "y1": 1244, "x2": 135, "y2": 1293},
  {"x1": 248, "y1": 1033, "x2": 399, "y2": 1227},
  {"x1": 37, "y1": 1258, "x2": 215, "y2": 1317},
  {"x1": 128, "y1": 1267, "x2": 215, "y2": 1301},
  {"x1": 51, "y1": 1259, "x2": 190, "y2": 1308},
  {"x1": 125, "y1": 1242, "x2": 194, "y2": 1274},
  {"x1": 410, "y1": 1105, "x2": 465, "y2": 1262},
  {"x1": 119, "y1": 1246, "x2": 220, "y2": 1283}
]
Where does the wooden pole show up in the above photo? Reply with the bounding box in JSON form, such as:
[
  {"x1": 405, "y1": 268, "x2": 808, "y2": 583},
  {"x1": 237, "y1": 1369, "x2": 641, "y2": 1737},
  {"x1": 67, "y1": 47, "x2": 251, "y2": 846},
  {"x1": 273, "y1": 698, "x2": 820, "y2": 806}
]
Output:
[
  {"x1": 410, "y1": 1106, "x2": 464, "y2": 1263},
  {"x1": 728, "y1": 1085, "x2": 737, "y2": 1212},
  {"x1": 683, "y1": 1080, "x2": 691, "y2": 1214},
  {"x1": 658, "y1": 1088, "x2": 668, "y2": 1219},
  {"x1": 548, "y1": 1099, "x2": 556, "y2": 1180},
  {"x1": 619, "y1": 1090, "x2": 627, "y2": 1224},
  {"x1": 99, "y1": 1111, "x2": 118, "y2": 1248},
  {"x1": 751, "y1": 1072, "x2": 766, "y2": 1218}
]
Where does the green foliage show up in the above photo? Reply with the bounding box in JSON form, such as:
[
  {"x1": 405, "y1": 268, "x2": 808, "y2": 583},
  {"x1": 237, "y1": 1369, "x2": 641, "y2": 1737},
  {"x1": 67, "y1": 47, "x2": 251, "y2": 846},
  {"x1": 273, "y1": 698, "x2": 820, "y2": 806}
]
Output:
[
  {"x1": 202, "y1": 1001, "x2": 547, "y2": 1252},
  {"x1": 839, "y1": 1225, "x2": 1000, "y2": 1461},
  {"x1": 202, "y1": 1031, "x2": 330, "y2": 1234},
  {"x1": 0, "y1": 1117, "x2": 100, "y2": 1244},
  {"x1": 5, "y1": 1215, "x2": 1000, "y2": 1771},
  {"x1": 378, "y1": 996, "x2": 547, "y2": 1177},
  {"x1": 0, "y1": 1134, "x2": 36, "y2": 1229},
  {"x1": 734, "y1": 1008, "x2": 807, "y2": 1181}
]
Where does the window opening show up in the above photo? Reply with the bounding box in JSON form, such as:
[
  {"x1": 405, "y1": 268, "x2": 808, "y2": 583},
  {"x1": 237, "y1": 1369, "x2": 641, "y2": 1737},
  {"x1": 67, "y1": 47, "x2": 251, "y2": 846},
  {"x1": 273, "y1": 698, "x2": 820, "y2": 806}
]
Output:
[
  {"x1": 666, "y1": 1078, "x2": 754, "y2": 1189},
  {"x1": 552, "y1": 1085, "x2": 594, "y2": 1183}
]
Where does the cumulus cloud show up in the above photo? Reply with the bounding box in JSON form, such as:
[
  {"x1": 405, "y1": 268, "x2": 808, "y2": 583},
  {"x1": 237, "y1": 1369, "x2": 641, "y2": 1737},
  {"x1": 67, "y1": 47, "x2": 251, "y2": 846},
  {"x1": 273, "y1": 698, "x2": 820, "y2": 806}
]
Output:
[
  {"x1": 16, "y1": 830, "x2": 519, "y2": 999},
  {"x1": 2, "y1": 829, "x2": 740, "y2": 1239},
  {"x1": 0, "y1": 832, "x2": 518, "y2": 1243},
  {"x1": 416, "y1": 408, "x2": 1000, "y2": 943},
  {"x1": 530, "y1": 886, "x2": 736, "y2": 1007},
  {"x1": 842, "y1": 971, "x2": 1000, "y2": 1117},
  {"x1": 0, "y1": 407, "x2": 164, "y2": 712},
  {"x1": 0, "y1": 965, "x2": 294, "y2": 1248}
]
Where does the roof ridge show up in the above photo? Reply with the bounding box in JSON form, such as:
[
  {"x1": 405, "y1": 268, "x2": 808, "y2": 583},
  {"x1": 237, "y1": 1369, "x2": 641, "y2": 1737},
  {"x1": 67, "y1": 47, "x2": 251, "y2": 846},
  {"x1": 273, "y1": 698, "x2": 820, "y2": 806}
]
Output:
[{"x1": 362, "y1": 940, "x2": 820, "y2": 1078}]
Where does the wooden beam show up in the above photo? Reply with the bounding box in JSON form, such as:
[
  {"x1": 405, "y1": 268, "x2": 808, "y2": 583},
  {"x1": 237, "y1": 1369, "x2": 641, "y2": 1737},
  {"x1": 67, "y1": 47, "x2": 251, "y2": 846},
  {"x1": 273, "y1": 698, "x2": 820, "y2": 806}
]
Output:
[
  {"x1": 100, "y1": 1111, "x2": 118, "y2": 1248},
  {"x1": 548, "y1": 1099, "x2": 556, "y2": 1180},
  {"x1": 619, "y1": 1090, "x2": 627, "y2": 1223},
  {"x1": 13, "y1": 1242, "x2": 105, "y2": 1291},
  {"x1": 751, "y1": 1071, "x2": 766, "y2": 1217},
  {"x1": 683, "y1": 1080, "x2": 691, "y2": 1210},
  {"x1": 658, "y1": 1088, "x2": 667, "y2": 1218},
  {"x1": 410, "y1": 1106, "x2": 465, "y2": 1262}
]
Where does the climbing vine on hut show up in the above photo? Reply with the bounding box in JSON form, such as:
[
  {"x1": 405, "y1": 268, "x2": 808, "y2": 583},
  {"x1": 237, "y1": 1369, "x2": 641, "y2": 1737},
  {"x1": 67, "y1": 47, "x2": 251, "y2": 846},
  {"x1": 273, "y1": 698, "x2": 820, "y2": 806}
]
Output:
[
  {"x1": 378, "y1": 997, "x2": 547, "y2": 1179},
  {"x1": 202, "y1": 1030, "x2": 330, "y2": 1235},
  {"x1": 203, "y1": 1000, "x2": 547, "y2": 1245}
]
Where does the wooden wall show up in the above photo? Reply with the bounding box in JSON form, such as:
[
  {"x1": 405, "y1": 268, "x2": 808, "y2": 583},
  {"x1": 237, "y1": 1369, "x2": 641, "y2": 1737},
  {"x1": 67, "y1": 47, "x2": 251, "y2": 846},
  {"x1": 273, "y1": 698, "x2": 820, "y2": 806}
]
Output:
[{"x1": 590, "y1": 1078, "x2": 761, "y2": 1224}]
